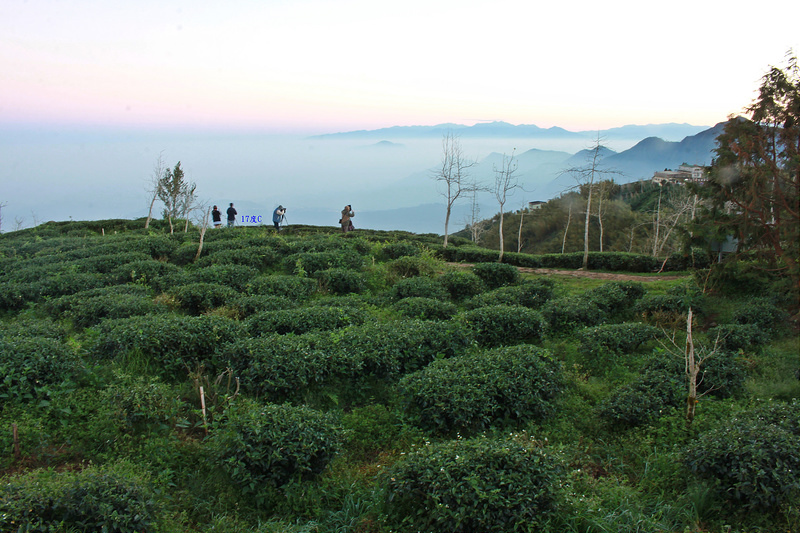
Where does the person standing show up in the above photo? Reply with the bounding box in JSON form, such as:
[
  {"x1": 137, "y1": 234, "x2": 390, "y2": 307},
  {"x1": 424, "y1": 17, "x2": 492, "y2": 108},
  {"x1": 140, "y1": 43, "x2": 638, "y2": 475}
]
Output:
[
  {"x1": 340, "y1": 205, "x2": 354, "y2": 233},
  {"x1": 272, "y1": 205, "x2": 286, "y2": 230},
  {"x1": 226, "y1": 203, "x2": 237, "y2": 228},
  {"x1": 211, "y1": 205, "x2": 222, "y2": 228}
]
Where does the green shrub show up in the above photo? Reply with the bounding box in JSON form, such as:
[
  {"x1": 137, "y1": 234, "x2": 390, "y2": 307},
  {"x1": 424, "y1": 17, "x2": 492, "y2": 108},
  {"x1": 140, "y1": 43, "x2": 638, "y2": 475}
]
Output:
[
  {"x1": 733, "y1": 297, "x2": 790, "y2": 337},
  {"x1": 392, "y1": 297, "x2": 458, "y2": 320},
  {"x1": 229, "y1": 295, "x2": 297, "y2": 317},
  {"x1": 210, "y1": 400, "x2": 343, "y2": 491},
  {"x1": 585, "y1": 281, "x2": 645, "y2": 316},
  {"x1": 341, "y1": 405, "x2": 413, "y2": 458},
  {"x1": 314, "y1": 267, "x2": 366, "y2": 295},
  {"x1": 386, "y1": 254, "x2": 440, "y2": 278},
  {"x1": 380, "y1": 241, "x2": 420, "y2": 259},
  {"x1": 196, "y1": 245, "x2": 279, "y2": 270},
  {"x1": 0, "y1": 462, "x2": 160, "y2": 533},
  {"x1": 685, "y1": 400, "x2": 800, "y2": 511},
  {"x1": 0, "y1": 337, "x2": 82, "y2": 405},
  {"x1": 598, "y1": 349, "x2": 747, "y2": 427},
  {"x1": 190, "y1": 264, "x2": 260, "y2": 291},
  {"x1": 460, "y1": 305, "x2": 546, "y2": 347},
  {"x1": 282, "y1": 250, "x2": 364, "y2": 275},
  {"x1": 246, "y1": 306, "x2": 366, "y2": 336},
  {"x1": 383, "y1": 436, "x2": 559, "y2": 532},
  {"x1": 218, "y1": 334, "x2": 337, "y2": 400},
  {"x1": 471, "y1": 262, "x2": 520, "y2": 289},
  {"x1": 246, "y1": 275, "x2": 317, "y2": 301},
  {"x1": 170, "y1": 282, "x2": 239, "y2": 314},
  {"x1": 391, "y1": 276, "x2": 450, "y2": 301},
  {"x1": 171, "y1": 241, "x2": 205, "y2": 266},
  {"x1": 542, "y1": 296, "x2": 605, "y2": 335},
  {"x1": 103, "y1": 376, "x2": 185, "y2": 434},
  {"x1": 89, "y1": 314, "x2": 241, "y2": 379},
  {"x1": 398, "y1": 344, "x2": 562, "y2": 435},
  {"x1": 576, "y1": 322, "x2": 659, "y2": 375},
  {"x1": 111, "y1": 259, "x2": 182, "y2": 286},
  {"x1": 596, "y1": 371, "x2": 682, "y2": 427},
  {"x1": 0, "y1": 317, "x2": 68, "y2": 341},
  {"x1": 439, "y1": 269, "x2": 486, "y2": 300},
  {"x1": 707, "y1": 323, "x2": 769, "y2": 352},
  {"x1": 466, "y1": 278, "x2": 555, "y2": 309},
  {"x1": 337, "y1": 320, "x2": 475, "y2": 377}
]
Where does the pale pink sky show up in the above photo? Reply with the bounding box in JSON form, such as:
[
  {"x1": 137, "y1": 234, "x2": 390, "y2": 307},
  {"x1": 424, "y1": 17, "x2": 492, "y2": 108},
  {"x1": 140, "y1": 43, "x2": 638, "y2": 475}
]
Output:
[{"x1": 2, "y1": 0, "x2": 798, "y2": 134}]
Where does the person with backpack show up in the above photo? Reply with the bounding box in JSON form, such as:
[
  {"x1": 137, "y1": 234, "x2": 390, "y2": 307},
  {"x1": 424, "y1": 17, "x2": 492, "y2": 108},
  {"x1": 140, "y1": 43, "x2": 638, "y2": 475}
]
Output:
[{"x1": 340, "y1": 205, "x2": 354, "y2": 233}]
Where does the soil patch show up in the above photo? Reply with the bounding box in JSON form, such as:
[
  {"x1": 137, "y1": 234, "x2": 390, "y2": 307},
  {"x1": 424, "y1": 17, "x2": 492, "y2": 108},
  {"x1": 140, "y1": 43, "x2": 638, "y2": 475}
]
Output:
[{"x1": 447, "y1": 263, "x2": 688, "y2": 283}]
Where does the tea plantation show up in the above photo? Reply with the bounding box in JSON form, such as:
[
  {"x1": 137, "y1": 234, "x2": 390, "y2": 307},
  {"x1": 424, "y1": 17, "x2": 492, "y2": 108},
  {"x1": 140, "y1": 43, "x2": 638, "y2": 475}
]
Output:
[{"x1": 0, "y1": 219, "x2": 798, "y2": 532}]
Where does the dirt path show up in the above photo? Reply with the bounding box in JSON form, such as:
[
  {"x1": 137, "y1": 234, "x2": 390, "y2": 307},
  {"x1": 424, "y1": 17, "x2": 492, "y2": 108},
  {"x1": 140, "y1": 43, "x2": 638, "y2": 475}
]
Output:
[{"x1": 447, "y1": 263, "x2": 688, "y2": 282}]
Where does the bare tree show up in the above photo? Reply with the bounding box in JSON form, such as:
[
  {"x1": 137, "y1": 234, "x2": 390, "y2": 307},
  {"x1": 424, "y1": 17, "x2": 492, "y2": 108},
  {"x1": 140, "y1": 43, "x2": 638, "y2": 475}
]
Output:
[
  {"x1": 432, "y1": 132, "x2": 477, "y2": 247},
  {"x1": 145, "y1": 151, "x2": 167, "y2": 229},
  {"x1": 180, "y1": 181, "x2": 198, "y2": 233},
  {"x1": 492, "y1": 150, "x2": 520, "y2": 262},
  {"x1": 517, "y1": 201, "x2": 527, "y2": 253},
  {"x1": 562, "y1": 135, "x2": 621, "y2": 269},
  {"x1": 0, "y1": 201, "x2": 7, "y2": 233},
  {"x1": 193, "y1": 202, "x2": 212, "y2": 262},
  {"x1": 13, "y1": 216, "x2": 24, "y2": 232},
  {"x1": 660, "y1": 308, "x2": 723, "y2": 424},
  {"x1": 561, "y1": 196, "x2": 575, "y2": 254}
]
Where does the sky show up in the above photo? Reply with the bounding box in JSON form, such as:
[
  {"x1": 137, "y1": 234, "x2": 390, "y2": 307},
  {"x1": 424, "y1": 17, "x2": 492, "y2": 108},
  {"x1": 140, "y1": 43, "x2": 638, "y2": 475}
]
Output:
[{"x1": 2, "y1": 0, "x2": 799, "y2": 135}]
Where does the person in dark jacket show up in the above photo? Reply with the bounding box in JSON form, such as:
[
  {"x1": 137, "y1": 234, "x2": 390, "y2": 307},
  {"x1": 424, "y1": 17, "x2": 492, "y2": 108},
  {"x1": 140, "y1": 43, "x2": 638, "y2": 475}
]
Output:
[
  {"x1": 211, "y1": 205, "x2": 222, "y2": 228},
  {"x1": 226, "y1": 203, "x2": 237, "y2": 228}
]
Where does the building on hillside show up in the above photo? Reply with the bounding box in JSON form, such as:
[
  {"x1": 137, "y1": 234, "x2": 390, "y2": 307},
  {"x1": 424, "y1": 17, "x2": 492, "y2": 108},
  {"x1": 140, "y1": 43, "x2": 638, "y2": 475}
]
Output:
[
  {"x1": 527, "y1": 201, "x2": 546, "y2": 210},
  {"x1": 651, "y1": 164, "x2": 707, "y2": 185}
]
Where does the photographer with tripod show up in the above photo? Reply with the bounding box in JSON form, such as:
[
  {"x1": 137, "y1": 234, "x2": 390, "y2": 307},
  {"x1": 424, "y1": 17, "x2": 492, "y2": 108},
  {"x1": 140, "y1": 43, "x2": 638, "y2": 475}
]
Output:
[{"x1": 273, "y1": 205, "x2": 286, "y2": 230}]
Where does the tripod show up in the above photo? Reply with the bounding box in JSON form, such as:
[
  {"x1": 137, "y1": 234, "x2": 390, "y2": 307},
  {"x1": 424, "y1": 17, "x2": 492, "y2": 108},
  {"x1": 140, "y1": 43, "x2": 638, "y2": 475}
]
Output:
[{"x1": 279, "y1": 214, "x2": 288, "y2": 228}]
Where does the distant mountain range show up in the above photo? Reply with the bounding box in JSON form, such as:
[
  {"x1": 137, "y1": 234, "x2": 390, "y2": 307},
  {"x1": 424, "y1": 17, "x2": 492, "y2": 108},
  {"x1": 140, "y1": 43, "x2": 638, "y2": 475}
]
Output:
[
  {"x1": 308, "y1": 120, "x2": 712, "y2": 145},
  {"x1": 343, "y1": 120, "x2": 728, "y2": 212}
]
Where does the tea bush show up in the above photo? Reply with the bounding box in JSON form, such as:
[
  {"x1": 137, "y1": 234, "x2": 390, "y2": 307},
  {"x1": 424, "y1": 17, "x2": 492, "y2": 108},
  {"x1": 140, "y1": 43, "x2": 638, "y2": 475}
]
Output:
[
  {"x1": 439, "y1": 269, "x2": 486, "y2": 300},
  {"x1": 283, "y1": 250, "x2": 364, "y2": 274},
  {"x1": 336, "y1": 320, "x2": 475, "y2": 376},
  {"x1": 190, "y1": 264, "x2": 261, "y2": 291},
  {"x1": 732, "y1": 296, "x2": 790, "y2": 337},
  {"x1": 229, "y1": 295, "x2": 297, "y2": 317},
  {"x1": 392, "y1": 297, "x2": 458, "y2": 320},
  {"x1": 596, "y1": 371, "x2": 683, "y2": 427},
  {"x1": 391, "y1": 276, "x2": 450, "y2": 301},
  {"x1": 585, "y1": 281, "x2": 645, "y2": 317},
  {"x1": 386, "y1": 254, "x2": 440, "y2": 278},
  {"x1": 576, "y1": 322, "x2": 659, "y2": 375},
  {"x1": 0, "y1": 463, "x2": 161, "y2": 533},
  {"x1": 466, "y1": 278, "x2": 555, "y2": 310},
  {"x1": 246, "y1": 306, "x2": 366, "y2": 336},
  {"x1": 246, "y1": 275, "x2": 317, "y2": 301},
  {"x1": 210, "y1": 400, "x2": 343, "y2": 491},
  {"x1": 170, "y1": 282, "x2": 239, "y2": 314},
  {"x1": 542, "y1": 296, "x2": 605, "y2": 335},
  {"x1": 383, "y1": 436, "x2": 559, "y2": 532},
  {"x1": 707, "y1": 323, "x2": 769, "y2": 352},
  {"x1": 90, "y1": 314, "x2": 242, "y2": 379},
  {"x1": 460, "y1": 305, "x2": 546, "y2": 347},
  {"x1": 380, "y1": 241, "x2": 420, "y2": 259},
  {"x1": 398, "y1": 344, "x2": 562, "y2": 435},
  {"x1": 196, "y1": 245, "x2": 280, "y2": 270},
  {"x1": 0, "y1": 317, "x2": 67, "y2": 341},
  {"x1": 111, "y1": 258, "x2": 182, "y2": 286},
  {"x1": 0, "y1": 337, "x2": 82, "y2": 405},
  {"x1": 103, "y1": 376, "x2": 185, "y2": 434},
  {"x1": 67, "y1": 293, "x2": 169, "y2": 328},
  {"x1": 218, "y1": 334, "x2": 337, "y2": 400},
  {"x1": 314, "y1": 267, "x2": 366, "y2": 295},
  {"x1": 471, "y1": 262, "x2": 520, "y2": 289},
  {"x1": 685, "y1": 400, "x2": 800, "y2": 511}
]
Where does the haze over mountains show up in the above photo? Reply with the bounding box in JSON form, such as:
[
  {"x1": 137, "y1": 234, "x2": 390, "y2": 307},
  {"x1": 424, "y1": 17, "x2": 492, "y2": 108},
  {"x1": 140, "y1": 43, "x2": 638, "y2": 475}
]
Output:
[{"x1": 0, "y1": 120, "x2": 724, "y2": 235}]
